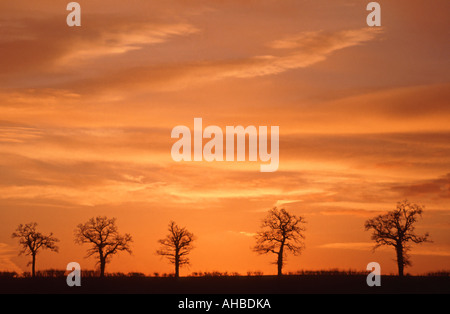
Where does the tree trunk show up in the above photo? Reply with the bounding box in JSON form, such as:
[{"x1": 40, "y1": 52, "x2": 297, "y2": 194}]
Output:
[
  {"x1": 396, "y1": 244, "x2": 404, "y2": 277},
  {"x1": 277, "y1": 247, "x2": 284, "y2": 276},
  {"x1": 277, "y1": 238, "x2": 286, "y2": 277},
  {"x1": 99, "y1": 255, "x2": 106, "y2": 278},
  {"x1": 31, "y1": 253, "x2": 36, "y2": 278},
  {"x1": 175, "y1": 256, "x2": 180, "y2": 278}
]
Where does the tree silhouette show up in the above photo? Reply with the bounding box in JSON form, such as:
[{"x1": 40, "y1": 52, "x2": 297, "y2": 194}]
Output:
[
  {"x1": 254, "y1": 207, "x2": 306, "y2": 276},
  {"x1": 74, "y1": 216, "x2": 132, "y2": 278},
  {"x1": 156, "y1": 221, "x2": 195, "y2": 278},
  {"x1": 365, "y1": 200, "x2": 430, "y2": 277},
  {"x1": 11, "y1": 222, "x2": 59, "y2": 277}
]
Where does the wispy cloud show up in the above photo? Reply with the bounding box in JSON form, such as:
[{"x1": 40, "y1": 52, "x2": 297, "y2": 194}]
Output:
[
  {"x1": 228, "y1": 231, "x2": 257, "y2": 237},
  {"x1": 228, "y1": 28, "x2": 382, "y2": 79},
  {"x1": 318, "y1": 242, "x2": 374, "y2": 250},
  {"x1": 268, "y1": 28, "x2": 382, "y2": 50},
  {"x1": 391, "y1": 174, "x2": 450, "y2": 200},
  {"x1": 410, "y1": 247, "x2": 450, "y2": 257},
  {"x1": 319, "y1": 209, "x2": 384, "y2": 217},
  {"x1": 274, "y1": 199, "x2": 302, "y2": 207},
  {"x1": 0, "y1": 126, "x2": 43, "y2": 144},
  {"x1": 318, "y1": 242, "x2": 450, "y2": 257},
  {"x1": 0, "y1": 243, "x2": 22, "y2": 273},
  {"x1": 58, "y1": 23, "x2": 199, "y2": 65},
  {"x1": 0, "y1": 16, "x2": 199, "y2": 86},
  {"x1": 59, "y1": 27, "x2": 382, "y2": 94}
]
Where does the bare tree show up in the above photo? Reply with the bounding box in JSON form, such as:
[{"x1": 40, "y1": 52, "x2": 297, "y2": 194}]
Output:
[
  {"x1": 254, "y1": 207, "x2": 306, "y2": 276},
  {"x1": 365, "y1": 200, "x2": 430, "y2": 277},
  {"x1": 156, "y1": 221, "x2": 195, "y2": 278},
  {"x1": 11, "y1": 222, "x2": 59, "y2": 277},
  {"x1": 74, "y1": 216, "x2": 132, "y2": 278}
]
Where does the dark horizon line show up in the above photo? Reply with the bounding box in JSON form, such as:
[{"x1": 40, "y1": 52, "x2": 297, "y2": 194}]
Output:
[{"x1": 2, "y1": 268, "x2": 449, "y2": 278}]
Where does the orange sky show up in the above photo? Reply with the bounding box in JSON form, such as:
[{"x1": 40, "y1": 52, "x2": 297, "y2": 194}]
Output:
[{"x1": 1, "y1": 0, "x2": 449, "y2": 276}]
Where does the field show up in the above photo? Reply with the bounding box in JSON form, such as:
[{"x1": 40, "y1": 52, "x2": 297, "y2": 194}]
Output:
[{"x1": 1, "y1": 274, "x2": 449, "y2": 294}]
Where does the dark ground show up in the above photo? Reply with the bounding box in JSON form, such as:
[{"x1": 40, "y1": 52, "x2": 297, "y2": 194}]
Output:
[{"x1": 1, "y1": 275, "x2": 449, "y2": 294}]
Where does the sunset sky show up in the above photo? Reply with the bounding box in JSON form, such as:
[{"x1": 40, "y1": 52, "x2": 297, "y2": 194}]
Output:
[{"x1": 1, "y1": 0, "x2": 449, "y2": 276}]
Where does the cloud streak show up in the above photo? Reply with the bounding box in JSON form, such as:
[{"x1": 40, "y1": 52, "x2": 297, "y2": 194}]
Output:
[
  {"x1": 0, "y1": 243, "x2": 22, "y2": 273},
  {"x1": 58, "y1": 22, "x2": 199, "y2": 65},
  {"x1": 67, "y1": 27, "x2": 382, "y2": 93}
]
